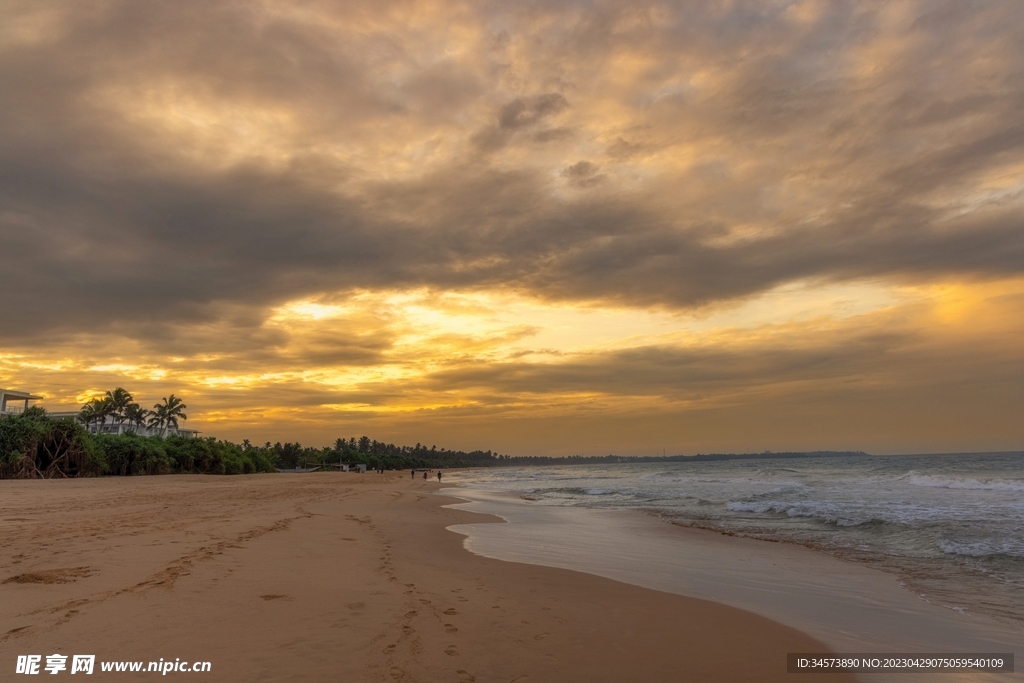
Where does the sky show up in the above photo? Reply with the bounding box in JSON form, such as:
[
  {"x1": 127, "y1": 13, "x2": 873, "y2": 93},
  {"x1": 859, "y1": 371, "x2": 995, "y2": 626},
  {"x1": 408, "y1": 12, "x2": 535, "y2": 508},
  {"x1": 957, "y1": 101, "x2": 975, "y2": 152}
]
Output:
[{"x1": 1, "y1": 0, "x2": 1023, "y2": 456}]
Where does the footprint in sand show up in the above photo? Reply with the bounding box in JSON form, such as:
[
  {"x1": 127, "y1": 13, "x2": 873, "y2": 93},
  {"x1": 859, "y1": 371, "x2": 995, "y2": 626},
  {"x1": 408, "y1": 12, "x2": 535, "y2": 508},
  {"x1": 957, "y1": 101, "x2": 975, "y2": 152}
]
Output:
[
  {"x1": 389, "y1": 666, "x2": 404, "y2": 680},
  {"x1": 456, "y1": 670, "x2": 476, "y2": 682},
  {"x1": 402, "y1": 626, "x2": 415, "y2": 635},
  {"x1": 457, "y1": 596, "x2": 469, "y2": 602},
  {"x1": 444, "y1": 608, "x2": 457, "y2": 615},
  {"x1": 533, "y1": 633, "x2": 550, "y2": 641},
  {"x1": 445, "y1": 623, "x2": 458, "y2": 633},
  {"x1": 445, "y1": 646, "x2": 459, "y2": 656},
  {"x1": 3, "y1": 567, "x2": 94, "y2": 585},
  {"x1": 404, "y1": 610, "x2": 417, "y2": 618},
  {"x1": 259, "y1": 594, "x2": 290, "y2": 601}
]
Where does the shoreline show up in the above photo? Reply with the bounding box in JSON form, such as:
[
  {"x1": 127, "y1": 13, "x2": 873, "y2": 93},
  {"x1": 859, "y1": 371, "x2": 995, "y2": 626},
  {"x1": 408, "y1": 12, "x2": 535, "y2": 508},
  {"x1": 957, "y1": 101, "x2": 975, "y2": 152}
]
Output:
[
  {"x1": 444, "y1": 486, "x2": 1022, "y2": 661},
  {"x1": 441, "y1": 453, "x2": 1024, "y2": 634},
  {"x1": 1, "y1": 472, "x2": 856, "y2": 682}
]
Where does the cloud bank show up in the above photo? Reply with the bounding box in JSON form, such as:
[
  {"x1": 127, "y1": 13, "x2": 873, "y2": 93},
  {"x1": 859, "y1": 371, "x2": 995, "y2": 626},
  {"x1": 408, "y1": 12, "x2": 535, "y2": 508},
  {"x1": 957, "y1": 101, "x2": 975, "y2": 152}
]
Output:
[{"x1": 2, "y1": 0, "x2": 1022, "y2": 453}]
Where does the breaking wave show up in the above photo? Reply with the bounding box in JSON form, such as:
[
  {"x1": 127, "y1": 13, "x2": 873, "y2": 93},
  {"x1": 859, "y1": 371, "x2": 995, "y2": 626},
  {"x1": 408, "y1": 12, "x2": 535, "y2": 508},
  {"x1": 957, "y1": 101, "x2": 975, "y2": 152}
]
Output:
[
  {"x1": 937, "y1": 538, "x2": 1024, "y2": 558},
  {"x1": 906, "y1": 472, "x2": 1024, "y2": 492},
  {"x1": 725, "y1": 500, "x2": 885, "y2": 527}
]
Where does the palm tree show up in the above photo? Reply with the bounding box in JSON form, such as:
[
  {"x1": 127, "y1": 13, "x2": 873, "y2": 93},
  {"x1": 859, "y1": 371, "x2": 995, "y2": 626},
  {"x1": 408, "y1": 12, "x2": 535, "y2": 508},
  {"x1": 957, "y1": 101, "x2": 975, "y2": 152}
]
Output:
[
  {"x1": 78, "y1": 402, "x2": 99, "y2": 430},
  {"x1": 105, "y1": 388, "x2": 134, "y2": 431},
  {"x1": 123, "y1": 403, "x2": 150, "y2": 433},
  {"x1": 150, "y1": 395, "x2": 187, "y2": 437},
  {"x1": 146, "y1": 409, "x2": 165, "y2": 436},
  {"x1": 81, "y1": 397, "x2": 115, "y2": 433}
]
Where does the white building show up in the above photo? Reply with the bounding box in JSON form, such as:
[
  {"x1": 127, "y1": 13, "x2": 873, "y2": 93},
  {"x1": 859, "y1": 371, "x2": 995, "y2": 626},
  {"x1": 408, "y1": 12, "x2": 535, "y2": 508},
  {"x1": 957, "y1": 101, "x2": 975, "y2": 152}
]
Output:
[
  {"x1": 0, "y1": 388, "x2": 199, "y2": 438},
  {"x1": 0, "y1": 388, "x2": 42, "y2": 416}
]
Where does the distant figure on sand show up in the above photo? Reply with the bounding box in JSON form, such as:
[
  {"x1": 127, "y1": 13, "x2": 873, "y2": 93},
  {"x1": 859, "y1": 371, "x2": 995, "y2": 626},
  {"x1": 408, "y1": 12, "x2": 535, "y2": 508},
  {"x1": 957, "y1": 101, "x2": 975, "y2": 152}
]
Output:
[
  {"x1": 423, "y1": 471, "x2": 428, "y2": 480},
  {"x1": 411, "y1": 469, "x2": 415, "y2": 479},
  {"x1": 437, "y1": 471, "x2": 442, "y2": 482}
]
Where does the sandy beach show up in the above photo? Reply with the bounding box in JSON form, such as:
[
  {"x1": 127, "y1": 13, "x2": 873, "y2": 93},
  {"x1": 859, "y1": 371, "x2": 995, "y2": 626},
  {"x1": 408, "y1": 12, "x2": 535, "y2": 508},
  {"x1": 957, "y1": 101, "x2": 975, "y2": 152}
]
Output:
[
  {"x1": 445, "y1": 485, "x2": 1024, "y2": 668},
  {"x1": 0, "y1": 472, "x2": 856, "y2": 682}
]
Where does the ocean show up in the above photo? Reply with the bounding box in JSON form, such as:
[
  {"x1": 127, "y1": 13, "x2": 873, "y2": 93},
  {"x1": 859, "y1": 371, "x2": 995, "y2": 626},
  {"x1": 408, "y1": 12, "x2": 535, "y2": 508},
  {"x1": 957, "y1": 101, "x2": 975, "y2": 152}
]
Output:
[{"x1": 447, "y1": 451, "x2": 1024, "y2": 627}]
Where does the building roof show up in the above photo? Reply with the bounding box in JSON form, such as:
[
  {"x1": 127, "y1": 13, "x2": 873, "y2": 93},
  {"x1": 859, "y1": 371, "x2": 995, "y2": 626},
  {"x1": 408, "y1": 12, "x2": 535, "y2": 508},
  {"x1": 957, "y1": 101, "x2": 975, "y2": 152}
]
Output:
[{"x1": 0, "y1": 388, "x2": 44, "y2": 400}]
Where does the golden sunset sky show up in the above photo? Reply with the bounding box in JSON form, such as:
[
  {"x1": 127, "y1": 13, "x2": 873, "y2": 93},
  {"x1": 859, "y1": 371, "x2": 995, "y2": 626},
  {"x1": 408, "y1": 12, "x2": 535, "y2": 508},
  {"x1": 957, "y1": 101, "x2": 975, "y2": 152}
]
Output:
[{"x1": 2, "y1": 0, "x2": 1022, "y2": 455}]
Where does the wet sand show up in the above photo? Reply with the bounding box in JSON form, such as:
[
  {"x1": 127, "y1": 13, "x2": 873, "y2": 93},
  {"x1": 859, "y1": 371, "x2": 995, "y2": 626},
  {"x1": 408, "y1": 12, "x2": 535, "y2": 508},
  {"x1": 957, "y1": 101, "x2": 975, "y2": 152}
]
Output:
[
  {"x1": 0, "y1": 473, "x2": 855, "y2": 682},
  {"x1": 446, "y1": 488, "x2": 1024, "y2": 660}
]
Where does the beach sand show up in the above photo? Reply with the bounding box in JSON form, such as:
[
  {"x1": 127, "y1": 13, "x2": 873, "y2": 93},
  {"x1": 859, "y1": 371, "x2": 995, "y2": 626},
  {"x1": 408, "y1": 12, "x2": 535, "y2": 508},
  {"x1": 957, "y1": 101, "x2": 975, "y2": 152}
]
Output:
[{"x1": 1, "y1": 473, "x2": 855, "y2": 682}]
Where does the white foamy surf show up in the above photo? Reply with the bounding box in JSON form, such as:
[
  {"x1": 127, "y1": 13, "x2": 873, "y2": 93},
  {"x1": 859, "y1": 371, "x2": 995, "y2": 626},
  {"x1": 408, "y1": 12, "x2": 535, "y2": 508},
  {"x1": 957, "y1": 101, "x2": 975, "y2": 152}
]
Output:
[
  {"x1": 447, "y1": 452, "x2": 1024, "y2": 623},
  {"x1": 443, "y1": 488, "x2": 1021, "y2": 683},
  {"x1": 442, "y1": 452, "x2": 1023, "y2": 681}
]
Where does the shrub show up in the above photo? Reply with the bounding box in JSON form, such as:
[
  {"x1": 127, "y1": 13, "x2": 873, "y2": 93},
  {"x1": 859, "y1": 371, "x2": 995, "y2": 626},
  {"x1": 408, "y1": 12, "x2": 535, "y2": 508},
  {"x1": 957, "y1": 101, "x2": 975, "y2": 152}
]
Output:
[{"x1": 0, "y1": 409, "x2": 100, "y2": 478}]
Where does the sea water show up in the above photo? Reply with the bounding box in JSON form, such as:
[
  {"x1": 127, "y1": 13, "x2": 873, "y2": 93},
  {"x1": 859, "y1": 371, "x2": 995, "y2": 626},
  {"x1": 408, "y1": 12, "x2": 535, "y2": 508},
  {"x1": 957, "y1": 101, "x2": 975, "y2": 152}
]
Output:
[{"x1": 447, "y1": 452, "x2": 1024, "y2": 626}]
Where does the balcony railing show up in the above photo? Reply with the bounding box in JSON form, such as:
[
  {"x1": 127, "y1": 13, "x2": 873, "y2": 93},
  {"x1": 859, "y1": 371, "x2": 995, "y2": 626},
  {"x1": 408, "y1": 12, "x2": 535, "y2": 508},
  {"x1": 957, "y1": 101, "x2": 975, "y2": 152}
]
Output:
[{"x1": 1, "y1": 404, "x2": 26, "y2": 415}]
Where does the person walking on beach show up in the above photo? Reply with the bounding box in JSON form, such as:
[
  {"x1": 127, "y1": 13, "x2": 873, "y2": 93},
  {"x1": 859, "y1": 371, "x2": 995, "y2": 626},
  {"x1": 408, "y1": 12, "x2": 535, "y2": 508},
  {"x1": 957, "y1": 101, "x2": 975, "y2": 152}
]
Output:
[
  {"x1": 437, "y1": 471, "x2": 442, "y2": 482},
  {"x1": 423, "y1": 470, "x2": 428, "y2": 480},
  {"x1": 411, "y1": 469, "x2": 415, "y2": 479}
]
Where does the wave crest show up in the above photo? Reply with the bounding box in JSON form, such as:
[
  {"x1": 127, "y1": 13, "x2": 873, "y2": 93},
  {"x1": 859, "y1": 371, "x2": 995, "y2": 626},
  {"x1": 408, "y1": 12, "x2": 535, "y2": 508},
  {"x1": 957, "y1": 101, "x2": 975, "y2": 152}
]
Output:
[
  {"x1": 906, "y1": 472, "x2": 1024, "y2": 492},
  {"x1": 725, "y1": 500, "x2": 882, "y2": 527},
  {"x1": 937, "y1": 538, "x2": 1024, "y2": 558}
]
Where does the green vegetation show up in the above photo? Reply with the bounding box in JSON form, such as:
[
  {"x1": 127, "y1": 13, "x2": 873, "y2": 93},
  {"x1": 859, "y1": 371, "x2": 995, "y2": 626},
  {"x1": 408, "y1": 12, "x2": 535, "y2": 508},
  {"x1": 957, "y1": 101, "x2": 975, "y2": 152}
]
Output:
[
  {"x1": 0, "y1": 407, "x2": 100, "y2": 478},
  {"x1": 263, "y1": 436, "x2": 505, "y2": 472},
  {"x1": 0, "y1": 407, "x2": 504, "y2": 478},
  {"x1": 0, "y1": 384, "x2": 514, "y2": 479},
  {"x1": 1, "y1": 407, "x2": 273, "y2": 478},
  {"x1": 0, "y1": 386, "x2": 870, "y2": 479},
  {"x1": 80, "y1": 388, "x2": 188, "y2": 436}
]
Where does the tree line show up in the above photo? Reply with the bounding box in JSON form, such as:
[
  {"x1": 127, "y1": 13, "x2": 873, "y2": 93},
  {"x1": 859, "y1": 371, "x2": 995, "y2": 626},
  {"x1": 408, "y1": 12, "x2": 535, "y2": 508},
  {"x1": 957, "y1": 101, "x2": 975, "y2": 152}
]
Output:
[
  {"x1": 79, "y1": 387, "x2": 188, "y2": 435},
  {"x1": 260, "y1": 436, "x2": 511, "y2": 471},
  {"x1": 0, "y1": 386, "x2": 517, "y2": 479},
  {"x1": 0, "y1": 406, "x2": 274, "y2": 478},
  {"x1": 0, "y1": 386, "x2": 871, "y2": 479},
  {"x1": 0, "y1": 408, "x2": 511, "y2": 479}
]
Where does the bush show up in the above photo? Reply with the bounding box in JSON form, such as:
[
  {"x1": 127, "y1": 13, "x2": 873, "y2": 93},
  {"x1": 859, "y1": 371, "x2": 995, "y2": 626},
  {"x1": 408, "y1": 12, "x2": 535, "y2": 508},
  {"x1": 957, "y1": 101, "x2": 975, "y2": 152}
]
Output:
[
  {"x1": 0, "y1": 408, "x2": 101, "y2": 478},
  {"x1": 94, "y1": 432, "x2": 171, "y2": 476},
  {"x1": 0, "y1": 410, "x2": 275, "y2": 479}
]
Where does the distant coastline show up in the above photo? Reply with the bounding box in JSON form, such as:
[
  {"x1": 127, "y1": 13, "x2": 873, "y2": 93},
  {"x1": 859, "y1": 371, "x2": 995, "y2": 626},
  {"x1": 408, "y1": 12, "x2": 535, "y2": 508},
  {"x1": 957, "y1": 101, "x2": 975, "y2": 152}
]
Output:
[
  {"x1": 5, "y1": 402, "x2": 1011, "y2": 480},
  {"x1": 0, "y1": 406, "x2": 873, "y2": 479},
  {"x1": 509, "y1": 450, "x2": 870, "y2": 466}
]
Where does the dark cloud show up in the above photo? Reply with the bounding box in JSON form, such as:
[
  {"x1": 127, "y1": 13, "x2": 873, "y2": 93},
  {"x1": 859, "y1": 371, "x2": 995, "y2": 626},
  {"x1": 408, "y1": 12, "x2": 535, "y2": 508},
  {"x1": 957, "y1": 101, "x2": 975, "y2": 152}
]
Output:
[
  {"x1": 423, "y1": 329, "x2": 918, "y2": 398},
  {"x1": 497, "y1": 94, "x2": 569, "y2": 129},
  {"x1": 1, "y1": 0, "x2": 1023, "y2": 350},
  {"x1": 561, "y1": 160, "x2": 604, "y2": 187}
]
